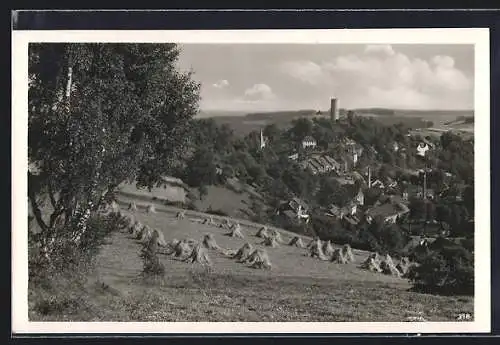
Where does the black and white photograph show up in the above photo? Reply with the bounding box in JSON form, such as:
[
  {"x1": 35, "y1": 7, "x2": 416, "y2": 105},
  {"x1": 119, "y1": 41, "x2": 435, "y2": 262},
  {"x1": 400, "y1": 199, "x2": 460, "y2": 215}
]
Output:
[{"x1": 12, "y1": 28, "x2": 490, "y2": 334}]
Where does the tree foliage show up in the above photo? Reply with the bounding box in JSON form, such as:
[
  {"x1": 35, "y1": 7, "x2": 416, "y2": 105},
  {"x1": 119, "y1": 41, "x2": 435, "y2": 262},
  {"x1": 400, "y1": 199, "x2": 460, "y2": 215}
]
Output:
[
  {"x1": 28, "y1": 43, "x2": 200, "y2": 262},
  {"x1": 408, "y1": 237, "x2": 474, "y2": 295}
]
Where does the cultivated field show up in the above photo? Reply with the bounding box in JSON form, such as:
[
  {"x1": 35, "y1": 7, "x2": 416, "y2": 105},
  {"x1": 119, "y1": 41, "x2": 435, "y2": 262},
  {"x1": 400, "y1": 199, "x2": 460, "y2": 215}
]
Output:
[{"x1": 29, "y1": 197, "x2": 473, "y2": 322}]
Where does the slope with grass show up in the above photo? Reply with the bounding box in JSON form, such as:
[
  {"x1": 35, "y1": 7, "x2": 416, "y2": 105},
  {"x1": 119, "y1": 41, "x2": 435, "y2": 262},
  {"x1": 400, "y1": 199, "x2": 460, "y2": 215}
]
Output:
[{"x1": 29, "y1": 197, "x2": 474, "y2": 322}]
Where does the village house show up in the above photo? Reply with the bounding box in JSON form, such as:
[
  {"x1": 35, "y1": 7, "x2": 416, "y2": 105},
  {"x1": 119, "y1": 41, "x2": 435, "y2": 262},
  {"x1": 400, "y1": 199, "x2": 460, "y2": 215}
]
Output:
[
  {"x1": 384, "y1": 176, "x2": 398, "y2": 189},
  {"x1": 365, "y1": 200, "x2": 410, "y2": 224},
  {"x1": 327, "y1": 201, "x2": 357, "y2": 218},
  {"x1": 401, "y1": 184, "x2": 435, "y2": 200},
  {"x1": 439, "y1": 184, "x2": 466, "y2": 201},
  {"x1": 391, "y1": 141, "x2": 400, "y2": 152},
  {"x1": 370, "y1": 179, "x2": 385, "y2": 189},
  {"x1": 326, "y1": 201, "x2": 361, "y2": 226},
  {"x1": 354, "y1": 188, "x2": 364, "y2": 205},
  {"x1": 325, "y1": 187, "x2": 364, "y2": 224},
  {"x1": 350, "y1": 171, "x2": 366, "y2": 185},
  {"x1": 417, "y1": 188, "x2": 435, "y2": 200},
  {"x1": 416, "y1": 142, "x2": 430, "y2": 157},
  {"x1": 402, "y1": 190, "x2": 409, "y2": 201},
  {"x1": 302, "y1": 136, "x2": 317, "y2": 149},
  {"x1": 334, "y1": 175, "x2": 356, "y2": 186},
  {"x1": 301, "y1": 154, "x2": 341, "y2": 175},
  {"x1": 278, "y1": 197, "x2": 311, "y2": 223},
  {"x1": 323, "y1": 155, "x2": 342, "y2": 171}
]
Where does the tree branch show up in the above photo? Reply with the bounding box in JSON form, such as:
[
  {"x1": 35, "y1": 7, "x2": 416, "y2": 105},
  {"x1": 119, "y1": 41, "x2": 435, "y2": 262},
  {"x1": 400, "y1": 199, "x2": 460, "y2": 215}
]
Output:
[
  {"x1": 27, "y1": 172, "x2": 48, "y2": 233},
  {"x1": 47, "y1": 179, "x2": 58, "y2": 210}
]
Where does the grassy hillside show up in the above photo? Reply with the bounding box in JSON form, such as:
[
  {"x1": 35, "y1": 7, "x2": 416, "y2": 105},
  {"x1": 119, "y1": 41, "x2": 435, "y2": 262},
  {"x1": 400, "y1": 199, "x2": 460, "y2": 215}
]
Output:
[{"x1": 29, "y1": 197, "x2": 473, "y2": 322}]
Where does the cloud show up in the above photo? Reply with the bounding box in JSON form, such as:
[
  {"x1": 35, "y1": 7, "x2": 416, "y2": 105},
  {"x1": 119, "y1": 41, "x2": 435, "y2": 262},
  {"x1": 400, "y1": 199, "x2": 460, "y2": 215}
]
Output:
[
  {"x1": 212, "y1": 79, "x2": 229, "y2": 89},
  {"x1": 280, "y1": 60, "x2": 324, "y2": 85},
  {"x1": 364, "y1": 44, "x2": 396, "y2": 56},
  {"x1": 243, "y1": 83, "x2": 276, "y2": 101},
  {"x1": 279, "y1": 45, "x2": 473, "y2": 109}
]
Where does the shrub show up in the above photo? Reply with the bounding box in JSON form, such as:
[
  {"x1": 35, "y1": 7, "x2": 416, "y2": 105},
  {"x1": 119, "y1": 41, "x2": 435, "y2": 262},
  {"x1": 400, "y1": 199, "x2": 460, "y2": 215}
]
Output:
[
  {"x1": 205, "y1": 207, "x2": 228, "y2": 217},
  {"x1": 408, "y1": 239, "x2": 474, "y2": 295},
  {"x1": 29, "y1": 211, "x2": 122, "y2": 284},
  {"x1": 139, "y1": 235, "x2": 165, "y2": 277},
  {"x1": 34, "y1": 293, "x2": 89, "y2": 317}
]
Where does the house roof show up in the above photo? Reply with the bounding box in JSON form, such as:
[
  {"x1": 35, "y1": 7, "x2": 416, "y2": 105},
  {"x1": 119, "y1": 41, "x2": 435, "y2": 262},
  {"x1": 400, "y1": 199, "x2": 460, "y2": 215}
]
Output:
[
  {"x1": 283, "y1": 210, "x2": 298, "y2": 220},
  {"x1": 378, "y1": 194, "x2": 405, "y2": 205},
  {"x1": 328, "y1": 205, "x2": 343, "y2": 217},
  {"x1": 351, "y1": 171, "x2": 365, "y2": 182},
  {"x1": 343, "y1": 215, "x2": 360, "y2": 225},
  {"x1": 323, "y1": 155, "x2": 341, "y2": 167},
  {"x1": 290, "y1": 197, "x2": 309, "y2": 210},
  {"x1": 344, "y1": 138, "x2": 357, "y2": 146},
  {"x1": 335, "y1": 176, "x2": 355, "y2": 185},
  {"x1": 302, "y1": 136, "x2": 316, "y2": 143},
  {"x1": 366, "y1": 201, "x2": 409, "y2": 219},
  {"x1": 328, "y1": 201, "x2": 356, "y2": 217}
]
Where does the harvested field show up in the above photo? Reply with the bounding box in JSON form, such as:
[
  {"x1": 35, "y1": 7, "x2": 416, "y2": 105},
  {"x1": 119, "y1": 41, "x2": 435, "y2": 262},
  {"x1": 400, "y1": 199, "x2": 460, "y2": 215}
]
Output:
[{"x1": 29, "y1": 198, "x2": 474, "y2": 322}]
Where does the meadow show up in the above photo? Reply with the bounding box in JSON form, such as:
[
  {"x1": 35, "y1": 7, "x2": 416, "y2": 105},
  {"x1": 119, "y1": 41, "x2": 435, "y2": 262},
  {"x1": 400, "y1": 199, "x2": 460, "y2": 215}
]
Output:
[{"x1": 29, "y1": 198, "x2": 474, "y2": 322}]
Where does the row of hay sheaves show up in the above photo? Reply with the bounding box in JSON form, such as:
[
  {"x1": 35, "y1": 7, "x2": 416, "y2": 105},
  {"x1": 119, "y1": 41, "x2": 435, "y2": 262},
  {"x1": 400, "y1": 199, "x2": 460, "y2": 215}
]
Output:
[{"x1": 107, "y1": 201, "x2": 414, "y2": 277}]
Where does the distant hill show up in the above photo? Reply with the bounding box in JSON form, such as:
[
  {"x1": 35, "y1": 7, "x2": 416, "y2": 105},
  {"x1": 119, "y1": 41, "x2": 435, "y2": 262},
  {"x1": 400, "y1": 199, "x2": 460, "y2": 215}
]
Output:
[
  {"x1": 199, "y1": 108, "x2": 474, "y2": 137},
  {"x1": 196, "y1": 110, "x2": 248, "y2": 118},
  {"x1": 244, "y1": 109, "x2": 317, "y2": 120},
  {"x1": 353, "y1": 108, "x2": 396, "y2": 116}
]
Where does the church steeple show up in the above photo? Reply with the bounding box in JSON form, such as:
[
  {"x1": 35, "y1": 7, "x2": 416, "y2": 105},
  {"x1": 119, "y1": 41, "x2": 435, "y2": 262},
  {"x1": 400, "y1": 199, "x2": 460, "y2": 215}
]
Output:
[{"x1": 260, "y1": 129, "x2": 266, "y2": 149}]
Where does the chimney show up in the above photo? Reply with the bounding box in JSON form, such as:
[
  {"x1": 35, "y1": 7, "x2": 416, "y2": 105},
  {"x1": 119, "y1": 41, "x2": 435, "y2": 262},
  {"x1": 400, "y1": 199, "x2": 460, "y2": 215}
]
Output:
[
  {"x1": 423, "y1": 169, "x2": 427, "y2": 199},
  {"x1": 368, "y1": 166, "x2": 372, "y2": 188},
  {"x1": 330, "y1": 98, "x2": 339, "y2": 122}
]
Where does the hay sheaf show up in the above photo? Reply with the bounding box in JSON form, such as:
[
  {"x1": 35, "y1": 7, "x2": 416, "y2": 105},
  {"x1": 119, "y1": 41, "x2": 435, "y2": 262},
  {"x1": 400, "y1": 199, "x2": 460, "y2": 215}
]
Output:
[
  {"x1": 244, "y1": 249, "x2": 272, "y2": 269},
  {"x1": 232, "y1": 242, "x2": 254, "y2": 262},
  {"x1": 146, "y1": 204, "x2": 156, "y2": 214},
  {"x1": 383, "y1": 254, "x2": 395, "y2": 267},
  {"x1": 362, "y1": 257, "x2": 382, "y2": 273},
  {"x1": 255, "y1": 226, "x2": 269, "y2": 238},
  {"x1": 153, "y1": 229, "x2": 167, "y2": 247},
  {"x1": 221, "y1": 219, "x2": 233, "y2": 229},
  {"x1": 309, "y1": 239, "x2": 329, "y2": 261},
  {"x1": 289, "y1": 236, "x2": 306, "y2": 248},
  {"x1": 176, "y1": 210, "x2": 186, "y2": 219},
  {"x1": 331, "y1": 248, "x2": 348, "y2": 264},
  {"x1": 202, "y1": 216, "x2": 215, "y2": 225},
  {"x1": 380, "y1": 256, "x2": 402, "y2": 278},
  {"x1": 183, "y1": 243, "x2": 211, "y2": 265},
  {"x1": 368, "y1": 252, "x2": 382, "y2": 266},
  {"x1": 307, "y1": 236, "x2": 321, "y2": 249},
  {"x1": 134, "y1": 224, "x2": 148, "y2": 240},
  {"x1": 172, "y1": 239, "x2": 197, "y2": 258},
  {"x1": 396, "y1": 256, "x2": 412, "y2": 276},
  {"x1": 261, "y1": 235, "x2": 280, "y2": 248},
  {"x1": 128, "y1": 202, "x2": 137, "y2": 211},
  {"x1": 202, "y1": 233, "x2": 224, "y2": 252},
  {"x1": 268, "y1": 229, "x2": 284, "y2": 243},
  {"x1": 341, "y1": 244, "x2": 355, "y2": 263},
  {"x1": 120, "y1": 213, "x2": 136, "y2": 232},
  {"x1": 130, "y1": 221, "x2": 143, "y2": 237},
  {"x1": 226, "y1": 224, "x2": 244, "y2": 239},
  {"x1": 322, "y1": 240, "x2": 335, "y2": 257},
  {"x1": 360, "y1": 252, "x2": 383, "y2": 272},
  {"x1": 139, "y1": 225, "x2": 154, "y2": 244}
]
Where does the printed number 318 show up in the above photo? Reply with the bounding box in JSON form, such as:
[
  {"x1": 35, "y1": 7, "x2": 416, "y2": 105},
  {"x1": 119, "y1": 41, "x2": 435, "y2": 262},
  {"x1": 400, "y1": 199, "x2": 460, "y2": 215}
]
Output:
[{"x1": 457, "y1": 313, "x2": 472, "y2": 321}]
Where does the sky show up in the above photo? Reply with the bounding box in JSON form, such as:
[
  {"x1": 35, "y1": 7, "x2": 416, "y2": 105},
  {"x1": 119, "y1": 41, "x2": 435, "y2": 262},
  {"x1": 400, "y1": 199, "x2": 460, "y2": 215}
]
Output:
[{"x1": 176, "y1": 44, "x2": 474, "y2": 113}]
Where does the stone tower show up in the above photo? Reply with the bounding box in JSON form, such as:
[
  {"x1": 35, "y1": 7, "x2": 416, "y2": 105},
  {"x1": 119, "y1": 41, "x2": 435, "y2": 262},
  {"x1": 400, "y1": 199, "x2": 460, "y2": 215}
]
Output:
[{"x1": 330, "y1": 98, "x2": 339, "y2": 122}]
